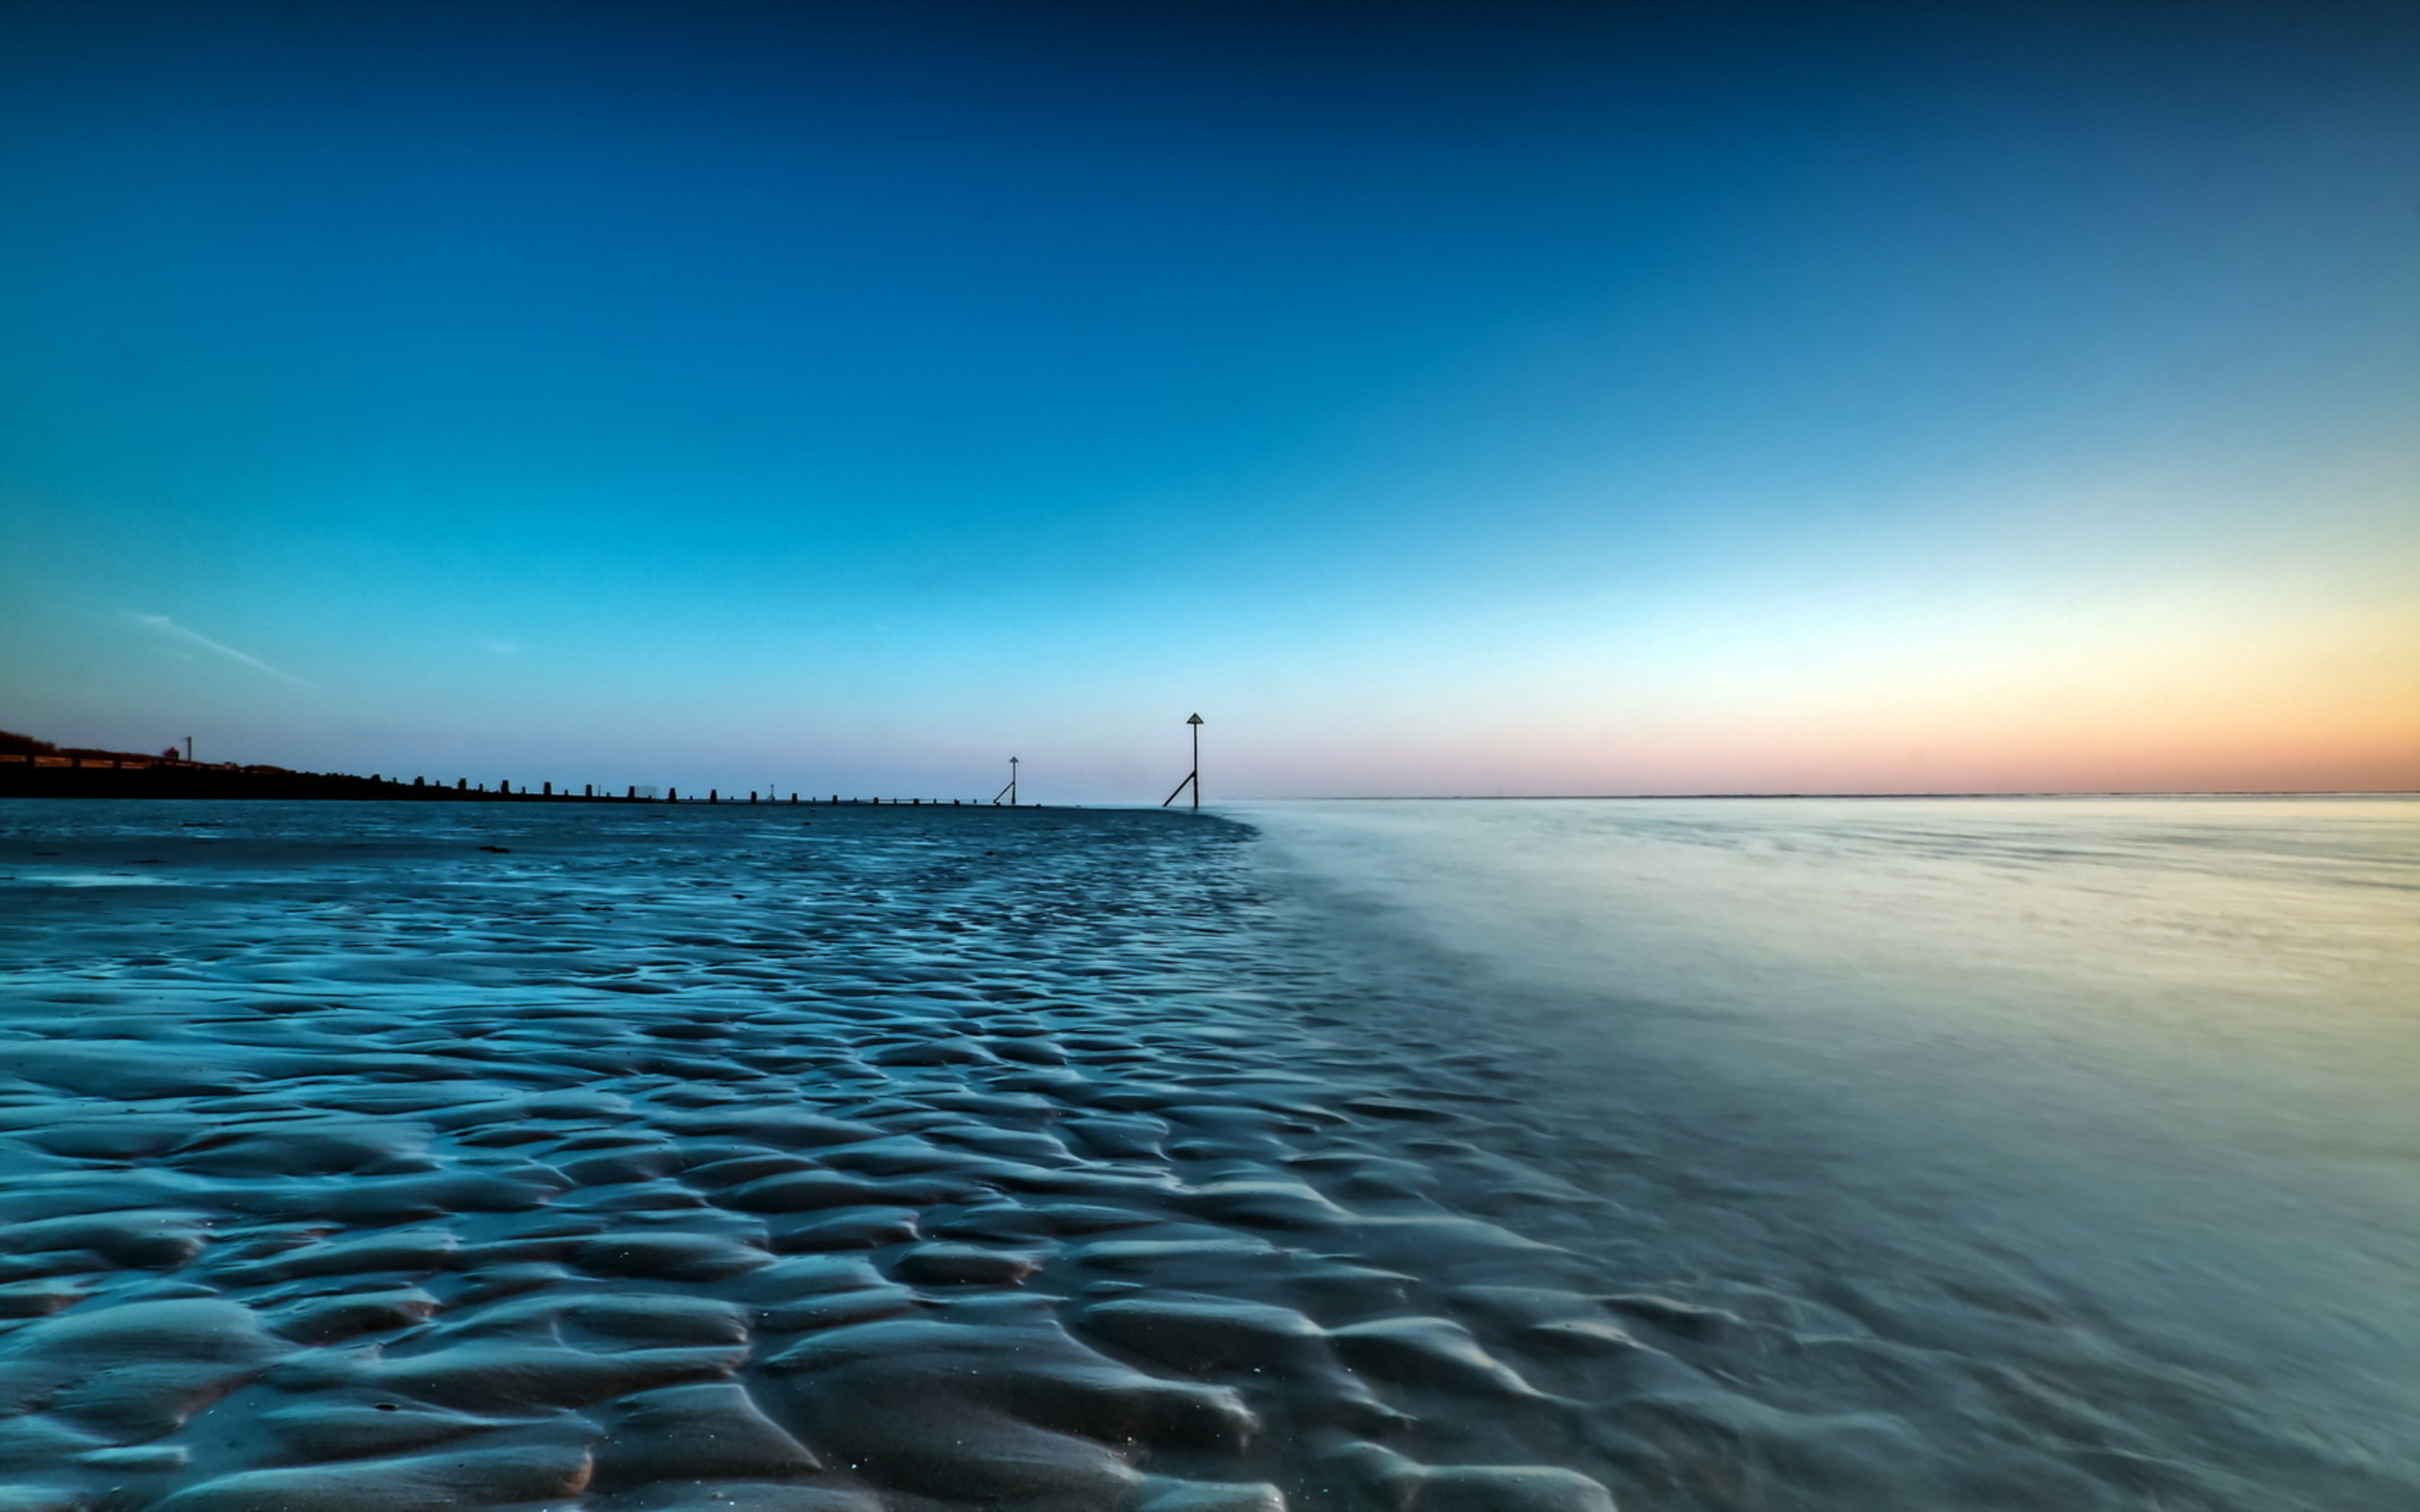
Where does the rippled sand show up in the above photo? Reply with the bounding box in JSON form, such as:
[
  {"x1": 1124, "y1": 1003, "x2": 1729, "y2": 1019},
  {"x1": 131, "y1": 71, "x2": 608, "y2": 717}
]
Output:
[
  {"x1": 1, "y1": 802, "x2": 1656, "y2": 1512},
  {"x1": 1, "y1": 800, "x2": 2404, "y2": 1512}
]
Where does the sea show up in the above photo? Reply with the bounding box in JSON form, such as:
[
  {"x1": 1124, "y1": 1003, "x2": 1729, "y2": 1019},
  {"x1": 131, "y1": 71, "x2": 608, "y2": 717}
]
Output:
[
  {"x1": 0, "y1": 794, "x2": 2411, "y2": 1510},
  {"x1": 1240, "y1": 796, "x2": 2420, "y2": 1508}
]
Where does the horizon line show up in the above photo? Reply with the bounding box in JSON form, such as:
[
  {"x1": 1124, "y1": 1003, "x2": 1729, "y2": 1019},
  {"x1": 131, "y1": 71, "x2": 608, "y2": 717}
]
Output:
[{"x1": 1216, "y1": 789, "x2": 2420, "y2": 802}]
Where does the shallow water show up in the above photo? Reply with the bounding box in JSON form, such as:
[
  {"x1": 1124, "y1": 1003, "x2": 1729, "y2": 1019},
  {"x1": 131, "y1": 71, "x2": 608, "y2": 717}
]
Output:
[
  {"x1": 0, "y1": 797, "x2": 2411, "y2": 1511},
  {"x1": 1242, "y1": 796, "x2": 2420, "y2": 1509}
]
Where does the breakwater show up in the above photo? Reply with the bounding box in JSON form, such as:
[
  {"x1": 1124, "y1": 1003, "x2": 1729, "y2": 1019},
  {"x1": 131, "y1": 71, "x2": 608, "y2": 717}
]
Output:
[{"x1": 0, "y1": 759, "x2": 1019, "y2": 807}]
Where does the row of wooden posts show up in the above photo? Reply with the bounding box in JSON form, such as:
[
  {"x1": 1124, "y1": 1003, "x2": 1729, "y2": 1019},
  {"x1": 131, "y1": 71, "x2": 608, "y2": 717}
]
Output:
[
  {"x1": 425, "y1": 778, "x2": 1021, "y2": 806},
  {"x1": 29, "y1": 716, "x2": 1203, "y2": 809},
  {"x1": 434, "y1": 717, "x2": 1206, "y2": 807},
  {"x1": 5, "y1": 716, "x2": 1210, "y2": 809}
]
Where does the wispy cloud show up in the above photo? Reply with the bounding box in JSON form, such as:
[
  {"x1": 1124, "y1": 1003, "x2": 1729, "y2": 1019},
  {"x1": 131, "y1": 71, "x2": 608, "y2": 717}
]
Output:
[{"x1": 131, "y1": 614, "x2": 311, "y2": 689}]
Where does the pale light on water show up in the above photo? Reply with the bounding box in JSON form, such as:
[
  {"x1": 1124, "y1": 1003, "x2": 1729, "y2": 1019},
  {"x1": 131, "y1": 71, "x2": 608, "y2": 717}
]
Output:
[
  {"x1": 1243, "y1": 797, "x2": 2420, "y2": 1503},
  {"x1": 2, "y1": 796, "x2": 2411, "y2": 1508}
]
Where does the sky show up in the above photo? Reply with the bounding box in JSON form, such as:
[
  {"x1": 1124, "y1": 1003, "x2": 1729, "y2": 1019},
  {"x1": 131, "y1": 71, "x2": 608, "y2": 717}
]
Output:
[{"x1": 2, "y1": 0, "x2": 2414, "y2": 799}]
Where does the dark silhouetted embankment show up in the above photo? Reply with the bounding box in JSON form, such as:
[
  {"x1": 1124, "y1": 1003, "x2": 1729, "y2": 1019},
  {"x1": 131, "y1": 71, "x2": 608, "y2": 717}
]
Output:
[
  {"x1": 0, "y1": 731, "x2": 1029, "y2": 807},
  {"x1": 0, "y1": 730, "x2": 614, "y2": 802}
]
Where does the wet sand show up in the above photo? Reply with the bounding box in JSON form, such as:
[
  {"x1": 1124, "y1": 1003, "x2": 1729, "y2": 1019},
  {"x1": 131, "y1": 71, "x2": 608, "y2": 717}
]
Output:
[
  {"x1": 0, "y1": 801, "x2": 1651, "y2": 1512},
  {"x1": 0, "y1": 799, "x2": 2407, "y2": 1511}
]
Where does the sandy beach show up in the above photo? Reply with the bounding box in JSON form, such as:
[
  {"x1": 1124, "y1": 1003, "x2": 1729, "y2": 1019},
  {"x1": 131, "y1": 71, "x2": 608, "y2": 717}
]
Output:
[
  {"x1": 1, "y1": 798, "x2": 2411, "y2": 1512},
  {"x1": 0, "y1": 800, "x2": 1647, "y2": 1512}
]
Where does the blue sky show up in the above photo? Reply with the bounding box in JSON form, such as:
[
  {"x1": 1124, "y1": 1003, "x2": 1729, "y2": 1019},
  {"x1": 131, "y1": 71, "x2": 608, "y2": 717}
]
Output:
[{"x1": 3, "y1": 1, "x2": 2414, "y2": 797}]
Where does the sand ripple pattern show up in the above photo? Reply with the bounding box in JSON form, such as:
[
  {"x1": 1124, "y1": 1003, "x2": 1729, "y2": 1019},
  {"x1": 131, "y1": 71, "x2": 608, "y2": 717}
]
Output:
[
  {"x1": 5, "y1": 801, "x2": 2384, "y2": 1512},
  {"x1": 0, "y1": 804, "x2": 1659, "y2": 1512}
]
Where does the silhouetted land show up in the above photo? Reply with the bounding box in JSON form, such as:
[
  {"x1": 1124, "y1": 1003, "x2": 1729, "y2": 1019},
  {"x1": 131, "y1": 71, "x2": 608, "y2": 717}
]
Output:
[
  {"x1": 0, "y1": 731, "x2": 1015, "y2": 806},
  {"x1": 0, "y1": 732, "x2": 633, "y2": 802}
]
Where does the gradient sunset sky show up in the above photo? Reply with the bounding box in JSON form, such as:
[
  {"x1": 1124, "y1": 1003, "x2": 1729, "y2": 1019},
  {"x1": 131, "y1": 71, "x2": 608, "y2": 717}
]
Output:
[{"x1": 3, "y1": 1, "x2": 2413, "y2": 799}]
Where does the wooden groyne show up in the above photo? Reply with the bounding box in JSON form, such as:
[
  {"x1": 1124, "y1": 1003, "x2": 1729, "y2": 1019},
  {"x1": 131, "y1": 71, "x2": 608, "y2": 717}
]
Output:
[{"x1": 0, "y1": 758, "x2": 1026, "y2": 807}]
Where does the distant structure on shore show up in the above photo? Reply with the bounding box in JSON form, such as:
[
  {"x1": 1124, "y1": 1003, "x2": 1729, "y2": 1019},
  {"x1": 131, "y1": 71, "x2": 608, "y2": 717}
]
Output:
[
  {"x1": 1162, "y1": 713, "x2": 1203, "y2": 810},
  {"x1": 0, "y1": 730, "x2": 1048, "y2": 808}
]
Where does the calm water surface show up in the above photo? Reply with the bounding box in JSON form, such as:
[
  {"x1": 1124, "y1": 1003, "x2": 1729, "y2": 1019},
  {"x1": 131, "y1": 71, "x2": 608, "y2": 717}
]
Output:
[
  {"x1": 2, "y1": 796, "x2": 2411, "y2": 1509},
  {"x1": 1242, "y1": 797, "x2": 2420, "y2": 1501}
]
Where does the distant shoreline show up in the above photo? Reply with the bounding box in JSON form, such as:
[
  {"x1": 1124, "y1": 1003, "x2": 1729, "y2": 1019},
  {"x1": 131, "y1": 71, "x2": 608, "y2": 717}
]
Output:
[
  {"x1": 5, "y1": 766, "x2": 2408, "y2": 805},
  {"x1": 0, "y1": 765, "x2": 1027, "y2": 808},
  {"x1": 0, "y1": 762, "x2": 639, "y2": 802}
]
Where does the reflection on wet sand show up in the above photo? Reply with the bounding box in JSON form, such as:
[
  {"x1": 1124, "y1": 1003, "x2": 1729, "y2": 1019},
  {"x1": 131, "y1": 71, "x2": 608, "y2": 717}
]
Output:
[
  {"x1": 0, "y1": 803, "x2": 1634, "y2": 1512},
  {"x1": 0, "y1": 799, "x2": 2409, "y2": 1511}
]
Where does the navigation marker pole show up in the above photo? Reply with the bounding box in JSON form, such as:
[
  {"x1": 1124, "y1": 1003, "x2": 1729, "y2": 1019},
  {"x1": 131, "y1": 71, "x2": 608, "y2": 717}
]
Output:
[
  {"x1": 994, "y1": 756, "x2": 1019, "y2": 806},
  {"x1": 1161, "y1": 713, "x2": 1203, "y2": 810}
]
